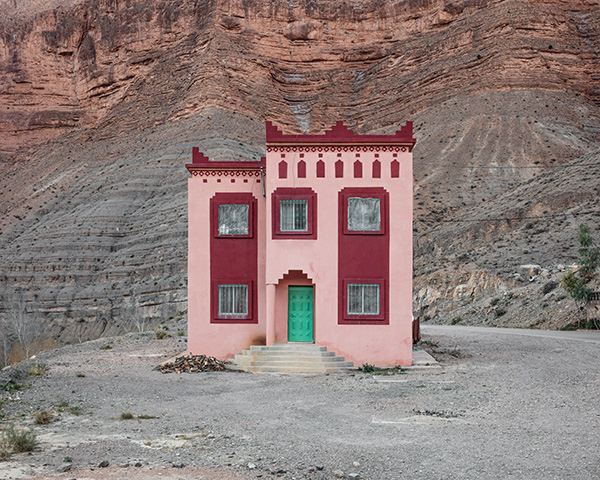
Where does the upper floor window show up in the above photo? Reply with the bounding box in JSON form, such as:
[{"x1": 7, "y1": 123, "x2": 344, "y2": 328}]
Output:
[
  {"x1": 347, "y1": 198, "x2": 380, "y2": 232},
  {"x1": 272, "y1": 187, "x2": 317, "y2": 239},
  {"x1": 280, "y1": 199, "x2": 308, "y2": 232},
  {"x1": 218, "y1": 204, "x2": 249, "y2": 236},
  {"x1": 340, "y1": 188, "x2": 387, "y2": 235}
]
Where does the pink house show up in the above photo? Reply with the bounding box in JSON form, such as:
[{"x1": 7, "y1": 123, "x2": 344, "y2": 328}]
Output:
[{"x1": 186, "y1": 121, "x2": 416, "y2": 369}]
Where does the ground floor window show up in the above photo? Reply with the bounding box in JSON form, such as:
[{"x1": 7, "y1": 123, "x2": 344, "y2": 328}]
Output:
[
  {"x1": 217, "y1": 284, "x2": 248, "y2": 316},
  {"x1": 347, "y1": 283, "x2": 380, "y2": 315}
]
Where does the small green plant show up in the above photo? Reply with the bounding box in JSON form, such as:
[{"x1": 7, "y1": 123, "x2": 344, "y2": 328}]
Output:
[
  {"x1": 76, "y1": 373, "x2": 86, "y2": 378},
  {"x1": 33, "y1": 410, "x2": 54, "y2": 425},
  {"x1": 68, "y1": 406, "x2": 82, "y2": 416},
  {"x1": 361, "y1": 363, "x2": 376, "y2": 373},
  {"x1": 1, "y1": 426, "x2": 38, "y2": 453},
  {"x1": 1, "y1": 381, "x2": 27, "y2": 393},
  {"x1": 63, "y1": 456, "x2": 73, "y2": 463},
  {"x1": 176, "y1": 329, "x2": 185, "y2": 337},
  {"x1": 451, "y1": 316, "x2": 462, "y2": 325},
  {"x1": 495, "y1": 308, "x2": 507, "y2": 317},
  {"x1": 490, "y1": 298, "x2": 500, "y2": 306},
  {"x1": 137, "y1": 414, "x2": 159, "y2": 420},
  {"x1": 99, "y1": 344, "x2": 112, "y2": 350},
  {"x1": 120, "y1": 412, "x2": 134, "y2": 420},
  {"x1": 28, "y1": 363, "x2": 49, "y2": 377}
]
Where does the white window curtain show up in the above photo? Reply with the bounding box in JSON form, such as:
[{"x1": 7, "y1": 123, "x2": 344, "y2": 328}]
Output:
[
  {"x1": 347, "y1": 283, "x2": 380, "y2": 315},
  {"x1": 280, "y1": 199, "x2": 308, "y2": 232},
  {"x1": 218, "y1": 284, "x2": 248, "y2": 316},
  {"x1": 348, "y1": 198, "x2": 380, "y2": 231},
  {"x1": 218, "y1": 204, "x2": 249, "y2": 235}
]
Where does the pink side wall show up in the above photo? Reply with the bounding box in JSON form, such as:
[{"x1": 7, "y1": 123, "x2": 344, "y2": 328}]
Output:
[
  {"x1": 265, "y1": 149, "x2": 413, "y2": 366},
  {"x1": 187, "y1": 177, "x2": 267, "y2": 360}
]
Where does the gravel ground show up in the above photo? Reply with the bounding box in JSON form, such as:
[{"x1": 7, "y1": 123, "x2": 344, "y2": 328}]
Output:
[{"x1": 1, "y1": 326, "x2": 599, "y2": 480}]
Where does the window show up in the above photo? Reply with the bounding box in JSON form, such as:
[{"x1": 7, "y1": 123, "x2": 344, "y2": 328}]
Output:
[
  {"x1": 280, "y1": 199, "x2": 308, "y2": 232},
  {"x1": 217, "y1": 284, "x2": 248, "y2": 316},
  {"x1": 341, "y1": 278, "x2": 386, "y2": 322},
  {"x1": 211, "y1": 193, "x2": 254, "y2": 238},
  {"x1": 347, "y1": 198, "x2": 380, "y2": 232},
  {"x1": 272, "y1": 188, "x2": 317, "y2": 239},
  {"x1": 340, "y1": 188, "x2": 387, "y2": 235},
  {"x1": 218, "y1": 204, "x2": 249, "y2": 236},
  {"x1": 347, "y1": 283, "x2": 380, "y2": 315},
  {"x1": 212, "y1": 280, "x2": 254, "y2": 322}
]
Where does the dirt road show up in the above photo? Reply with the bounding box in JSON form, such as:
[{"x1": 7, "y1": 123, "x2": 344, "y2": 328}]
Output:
[{"x1": 1, "y1": 326, "x2": 598, "y2": 480}]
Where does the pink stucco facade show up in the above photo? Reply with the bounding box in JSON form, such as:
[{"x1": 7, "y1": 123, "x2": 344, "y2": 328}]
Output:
[{"x1": 187, "y1": 121, "x2": 415, "y2": 366}]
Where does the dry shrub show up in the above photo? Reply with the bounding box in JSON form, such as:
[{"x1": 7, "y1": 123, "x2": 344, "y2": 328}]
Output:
[
  {"x1": 33, "y1": 410, "x2": 54, "y2": 425},
  {"x1": 1, "y1": 426, "x2": 38, "y2": 453}
]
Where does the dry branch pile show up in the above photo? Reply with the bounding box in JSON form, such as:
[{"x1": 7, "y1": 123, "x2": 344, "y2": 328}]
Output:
[{"x1": 157, "y1": 354, "x2": 226, "y2": 373}]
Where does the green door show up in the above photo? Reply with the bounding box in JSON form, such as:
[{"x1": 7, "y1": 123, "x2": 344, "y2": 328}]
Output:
[{"x1": 288, "y1": 286, "x2": 314, "y2": 342}]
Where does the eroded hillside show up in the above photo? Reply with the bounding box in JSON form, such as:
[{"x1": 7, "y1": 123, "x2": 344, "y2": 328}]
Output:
[{"x1": 0, "y1": 0, "x2": 599, "y2": 348}]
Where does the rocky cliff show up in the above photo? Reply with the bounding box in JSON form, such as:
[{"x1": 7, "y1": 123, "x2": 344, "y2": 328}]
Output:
[{"x1": 1, "y1": 0, "x2": 599, "y2": 348}]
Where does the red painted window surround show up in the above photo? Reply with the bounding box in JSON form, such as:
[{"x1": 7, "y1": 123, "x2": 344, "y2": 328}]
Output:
[
  {"x1": 297, "y1": 160, "x2": 306, "y2": 178},
  {"x1": 342, "y1": 278, "x2": 386, "y2": 322},
  {"x1": 338, "y1": 187, "x2": 389, "y2": 325},
  {"x1": 272, "y1": 187, "x2": 317, "y2": 239},
  {"x1": 210, "y1": 193, "x2": 258, "y2": 324},
  {"x1": 340, "y1": 188, "x2": 388, "y2": 235},
  {"x1": 211, "y1": 279, "x2": 254, "y2": 322}
]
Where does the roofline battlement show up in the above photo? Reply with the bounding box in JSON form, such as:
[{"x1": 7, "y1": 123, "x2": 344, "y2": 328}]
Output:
[{"x1": 265, "y1": 121, "x2": 416, "y2": 147}]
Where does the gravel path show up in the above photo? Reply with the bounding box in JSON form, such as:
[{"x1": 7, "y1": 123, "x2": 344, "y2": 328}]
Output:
[{"x1": 1, "y1": 327, "x2": 598, "y2": 480}]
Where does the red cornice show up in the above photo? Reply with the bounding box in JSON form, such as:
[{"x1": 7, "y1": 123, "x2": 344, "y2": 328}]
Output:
[
  {"x1": 266, "y1": 121, "x2": 416, "y2": 146},
  {"x1": 185, "y1": 148, "x2": 266, "y2": 174}
]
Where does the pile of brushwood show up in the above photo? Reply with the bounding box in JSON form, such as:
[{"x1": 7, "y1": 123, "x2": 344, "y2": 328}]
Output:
[{"x1": 157, "y1": 354, "x2": 226, "y2": 373}]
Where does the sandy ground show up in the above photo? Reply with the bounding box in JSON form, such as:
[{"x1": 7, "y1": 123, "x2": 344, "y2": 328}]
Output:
[{"x1": 1, "y1": 326, "x2": 599, "y2": 480}]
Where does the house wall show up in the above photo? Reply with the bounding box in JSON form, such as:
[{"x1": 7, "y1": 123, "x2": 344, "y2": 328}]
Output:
[
  {"x1": 187, "y1": 175, "x2": 267, "y2": 360},
  {"x1": 265, "y1": 148, "x2": 413, "y2": 366}
]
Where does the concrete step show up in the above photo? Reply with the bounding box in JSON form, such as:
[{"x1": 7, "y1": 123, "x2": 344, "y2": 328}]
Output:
[
  {"x1": 233, "y1": 343, "x2": 354, "y2": 374},
  {"x1": 250, "y1": 344, "x2": 327, "y2": 352},
  {"x1": 234, "y1": 357, "x2": 352, "y2": 367},
  {"x1": 241, "y1": 349, "x2": 336, "y2": 358}
]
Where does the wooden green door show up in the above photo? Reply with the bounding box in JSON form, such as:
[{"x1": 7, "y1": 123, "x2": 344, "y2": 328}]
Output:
[{"x1": 288, "y1": 286, "x2": 314, "y2": 342}]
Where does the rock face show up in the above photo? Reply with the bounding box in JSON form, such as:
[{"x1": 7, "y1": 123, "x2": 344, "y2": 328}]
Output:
[{"x1": 0, "y1": 0, "x2": 599, "y2": 346}]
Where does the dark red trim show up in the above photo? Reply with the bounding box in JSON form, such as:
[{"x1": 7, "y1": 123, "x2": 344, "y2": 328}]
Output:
[
  {"x1": 186, "y1": 148, "x2": 265, "y2": 174},
  {"x1": 354, "y1": 160, "x2": 363, "y2": 178},
  {"x1": 210, "y1": 193, "x2": 258, "y2": 324},
  {"x1": 279, "y1": 160, "x2": 288, "y2": 179},
  {"x1": 342, "y1": 278, "x2": 386, "y2": 321},
  {"x1": 391, "y1": 160, "x2": 400, "y2": 178},
  {"x1": 335, "y1": 160, "x2": 343, "y2": 178},
  {"x1": 341, "y1": 188, "x2": 387, "y2": 235},
  {"x1": 266, "y1": 121, "x2": 416, "y2": 146},
  {"x1": 211, "y1": 280, "x2": 254, "y2": 323},
  {"x1": 338, "y1": 187, "x2": 389, "y2": 325},
  {"x1": 298, "y1": 160, "x2": 306, "y2": 178},
  {"x1": 272, "y1": 187, "x2": 317, "y2": 239},
  {"x1": 372, "y1": 160, "x2": 381, "y2": 178},
  {"x1": 316, "y1": 160, "x2": 325, "y2": 177}
]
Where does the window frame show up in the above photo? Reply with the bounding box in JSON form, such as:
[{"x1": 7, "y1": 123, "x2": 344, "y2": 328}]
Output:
[
  {"x1": 279, "y1": 199, "x2": 309, "y2": 233},
  {"x1": 212, "y1": 197, "x2": 253, "y2": 239},
  {"x1": 342, "y1": 278, "x2": 386, "y2": 322},
  {"x1": 272, "y1": 187, "x2": 317, "y2": 239},
  {"x1": 341, "y1": 189, "x2": 387, "y2": 235},
  {"x1": 211, "y1": 280, "x2": 254, "y2": 322}
]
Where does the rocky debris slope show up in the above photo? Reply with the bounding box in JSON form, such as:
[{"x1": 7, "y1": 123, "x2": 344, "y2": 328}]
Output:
[{"x1": 0, "y1": 0, "x2": 599, "y2": 346}]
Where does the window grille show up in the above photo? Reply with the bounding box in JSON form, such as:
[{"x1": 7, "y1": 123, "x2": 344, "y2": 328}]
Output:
[
  {"x1": 347, "y1": 198, "x2": 380, "y2": 231},
  {"x1": 347, "y1": 283, "x2": 380, "y2": 315},
  {"x1": 280, "y1": 199, "x2": 308, "y2": 232},
  {"x1": 218, "y1": 284, "x2": 248, "y2": 316},
  {"x1": 218, "y1": 204, "x2": 249, "y2": 235}
]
